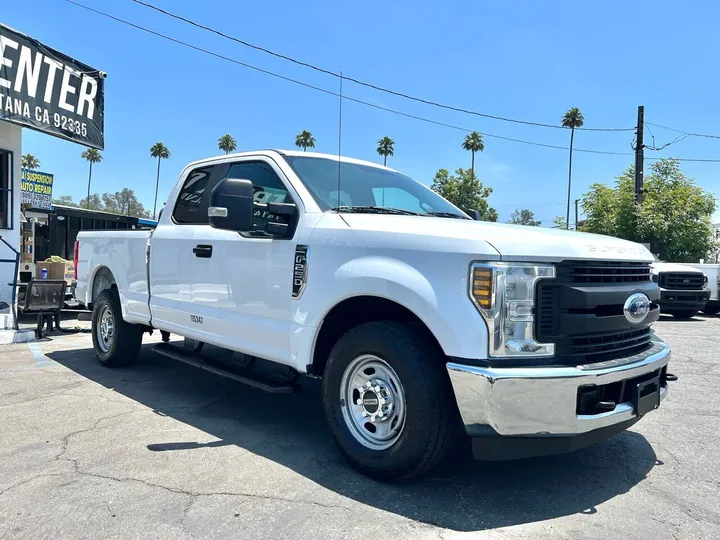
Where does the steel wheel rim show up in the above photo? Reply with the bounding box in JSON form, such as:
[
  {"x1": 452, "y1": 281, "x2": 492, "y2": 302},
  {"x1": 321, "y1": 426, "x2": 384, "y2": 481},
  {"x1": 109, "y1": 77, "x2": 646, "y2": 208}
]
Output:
[
  {"x1": 339, "y1": 354, "x2": 406, "y2": 450},
  {"x1": 96, "y1": 305, "x2": 114, "y2": 353}
]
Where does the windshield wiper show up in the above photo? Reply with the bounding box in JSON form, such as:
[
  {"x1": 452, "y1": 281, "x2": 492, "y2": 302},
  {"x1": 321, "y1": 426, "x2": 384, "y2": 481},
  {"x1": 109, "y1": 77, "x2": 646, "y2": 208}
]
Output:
[
  {"x1": 331, "y1": 206, "x2": 422, "y2": 216},
  {"x1": 424, "y1": 211, "x2": 470, "y2": 220}
]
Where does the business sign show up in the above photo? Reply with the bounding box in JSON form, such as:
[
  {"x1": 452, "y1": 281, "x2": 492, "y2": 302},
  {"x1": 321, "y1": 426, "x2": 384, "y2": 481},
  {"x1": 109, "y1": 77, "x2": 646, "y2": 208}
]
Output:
[
  {"x1": 0, "y1": 23, "x2": 104, "y2": 149},
  {"x1": 20, "y1": 168, "x2": 53, "y2": 209}
]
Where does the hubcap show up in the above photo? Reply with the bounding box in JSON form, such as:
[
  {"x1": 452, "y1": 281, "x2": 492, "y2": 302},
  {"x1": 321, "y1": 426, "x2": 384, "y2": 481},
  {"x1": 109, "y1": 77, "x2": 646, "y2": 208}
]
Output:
[
  {"x1": 340, "y1": 354, "x2": 406, "y2": 450},
  {"x1": 96, "y1": 305, "x2": 114, "y2": 353}
]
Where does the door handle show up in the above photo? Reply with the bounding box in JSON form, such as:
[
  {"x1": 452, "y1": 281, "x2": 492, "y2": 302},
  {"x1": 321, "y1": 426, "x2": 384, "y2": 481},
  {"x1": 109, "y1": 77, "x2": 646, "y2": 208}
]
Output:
[{"x1": 193, "y1": 244, "x2": 213, "y2": 258}]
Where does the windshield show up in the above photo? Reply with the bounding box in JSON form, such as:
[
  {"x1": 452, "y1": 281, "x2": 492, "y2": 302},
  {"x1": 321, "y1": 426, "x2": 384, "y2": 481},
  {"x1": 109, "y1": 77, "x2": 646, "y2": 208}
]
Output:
[{"x1": 284, "y1": 156, "x2": 469, "y2": 219}]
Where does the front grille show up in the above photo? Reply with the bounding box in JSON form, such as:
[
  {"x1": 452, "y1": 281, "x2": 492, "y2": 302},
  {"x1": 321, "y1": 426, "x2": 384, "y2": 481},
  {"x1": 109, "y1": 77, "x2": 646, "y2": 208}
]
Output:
[
  {"x1": 557, "y1": 328, "x2": 652, "y2": 363},
  {"x1": 555, "y1": 261, "x2": 651, "y2": 284},
  {"x1": 535, "y1": 260, "x2": 658, "y2": 366},
  {"x1": 660, "y1": 272, "x2": 704, "y2": 290}
]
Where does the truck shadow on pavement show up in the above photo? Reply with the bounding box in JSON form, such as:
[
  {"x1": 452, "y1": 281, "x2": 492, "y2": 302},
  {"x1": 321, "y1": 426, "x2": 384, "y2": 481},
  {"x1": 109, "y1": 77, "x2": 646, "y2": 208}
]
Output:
[{"x1": 48, "y1": 344, "x2": 658, "y2": 532}]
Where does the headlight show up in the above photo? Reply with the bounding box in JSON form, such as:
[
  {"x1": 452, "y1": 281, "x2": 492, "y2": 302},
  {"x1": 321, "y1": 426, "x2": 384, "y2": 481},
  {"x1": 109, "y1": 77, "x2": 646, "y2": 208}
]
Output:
[
  {"x1": 704, "y1": 275, "x2": 709, "y2": 286},
  {"x1": 652, "y1": 274, "x2": 659, "y2": 283},
  {"x1": 469, "y1": 262, "x2": 555, "y2": 358}
]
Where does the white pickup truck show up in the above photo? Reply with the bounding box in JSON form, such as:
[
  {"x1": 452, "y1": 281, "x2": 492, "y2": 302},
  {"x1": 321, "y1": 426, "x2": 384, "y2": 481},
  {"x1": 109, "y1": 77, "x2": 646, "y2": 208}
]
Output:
[
  {"x1": 650, "y1": 261, "x2": 710, "y2": 318},
  {"x1": 74, "y1": 150, "x2": 673, "y2": 480}
]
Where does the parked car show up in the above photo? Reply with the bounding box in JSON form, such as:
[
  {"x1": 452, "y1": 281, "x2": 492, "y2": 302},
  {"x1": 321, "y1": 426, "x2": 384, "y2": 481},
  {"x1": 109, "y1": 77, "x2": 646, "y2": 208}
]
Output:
[
  {"x1": 74, "y1": 150, "x2": 673, "y2": 480},
  {"x1": 683, "y1": 263, "x2": 720, "y2": 315},
  {"x1": 651, "y1": 261, "x2": 710, "y2": 318}
]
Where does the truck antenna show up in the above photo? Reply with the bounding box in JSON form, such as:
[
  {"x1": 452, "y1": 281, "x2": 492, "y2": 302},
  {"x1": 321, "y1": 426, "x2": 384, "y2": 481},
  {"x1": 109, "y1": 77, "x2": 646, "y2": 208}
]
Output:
[{"x1": 336, "y1": 70, "x2": 343, "y2": 212}]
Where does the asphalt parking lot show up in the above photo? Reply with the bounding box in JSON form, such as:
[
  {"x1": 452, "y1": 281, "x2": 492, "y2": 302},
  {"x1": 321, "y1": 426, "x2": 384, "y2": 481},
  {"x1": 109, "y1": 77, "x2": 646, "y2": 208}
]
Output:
[{"x1": 1, "y1": 315, "x2": 719, "y2": 540}]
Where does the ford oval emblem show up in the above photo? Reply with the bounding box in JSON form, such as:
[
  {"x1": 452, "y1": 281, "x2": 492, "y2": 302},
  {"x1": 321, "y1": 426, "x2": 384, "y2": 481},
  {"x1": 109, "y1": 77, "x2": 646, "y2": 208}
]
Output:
[{"x1": 623, "y1": 293, "x2": 651, "y2": 324}]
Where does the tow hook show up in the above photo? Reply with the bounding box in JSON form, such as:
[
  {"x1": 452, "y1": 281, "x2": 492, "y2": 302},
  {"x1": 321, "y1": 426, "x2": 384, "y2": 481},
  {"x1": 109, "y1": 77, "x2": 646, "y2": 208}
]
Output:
[{"x1": 665, "y1": 373, "x2": 679, "y2": 382}]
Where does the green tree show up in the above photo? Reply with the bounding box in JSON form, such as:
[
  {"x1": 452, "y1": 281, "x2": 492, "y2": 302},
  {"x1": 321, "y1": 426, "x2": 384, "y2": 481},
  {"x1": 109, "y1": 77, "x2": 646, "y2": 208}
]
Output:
[
  {"x1": 21, "y1": 154, "x2": 40, "y2": 169},
  {"x1": 81, "y1": 148, "x2": 103, "y2": 209},
  {"x1": 552, "y1": 216, "x2": 568, "y2": 229},
  {"x1": 431, "y1": 168, "x2": 497, "y2": 220},
  {"x1": 376, "y1": 136, "x2": 395, "y2": 166},
  {"x1": 295, "y1": 130, "x2": 315, "y2": 151},
  {"x1": 78, "y1": 193, "x2": 104, "y2": 211},
  {"x1": 461, "y1": 131, "x2": 485, "y2": 177},
  {"x1": 150, "y1": 142, "x2": 171, "y2": 219},
  {"x1": 52, "y1": 195, "x2": 77, "y2": 207},
  {"x1": 562, "y1": 107, "x2": 584, "y2": 229},
  {"x1": 581, "y1": 159, "x2": 716, "y2": 262},
  {"x1": 509, "y1": 208, "x2": 541, "y2": 226},
  {"x1": 218, "y1": 134, "x2": 237, "y2": 154},
  {"x1": 99, "y1": 189, "x2": 149, "y2": 217}
]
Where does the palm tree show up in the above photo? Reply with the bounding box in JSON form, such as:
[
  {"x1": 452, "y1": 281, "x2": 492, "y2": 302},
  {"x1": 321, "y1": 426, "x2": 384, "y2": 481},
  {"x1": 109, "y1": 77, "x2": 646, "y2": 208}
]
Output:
[
  {"x1": 295, "y1": 130, "x2": 316, "y2": 151},
  {"x1": 462, "y1": 131, "x2": 484, "y2": 177},
  {"x1": 218, "y1": 134, "x2": 237, "y2": 154},
  {"x1": 81, "y1": 148, "x2": 102, "y2": 209},
  {"x1": 21, "y1": 154, "x2": 40, "y2": 169},
  {"x1": 562, "y1": 107, "x2": 584, "y2": 229},
  {"x1": 150, "y1": 142, "x2": 171, "y2": 219},
  {"x1": 376, "y1": 136, "x2": 395, "y2": 166}
]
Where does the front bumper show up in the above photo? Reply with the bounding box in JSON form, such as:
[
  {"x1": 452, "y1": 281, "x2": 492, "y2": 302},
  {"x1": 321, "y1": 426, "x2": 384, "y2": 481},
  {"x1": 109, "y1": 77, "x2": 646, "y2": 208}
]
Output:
[
  {"x1": 447, "y1": 338, "x2": 671, "y2": 458},
  {"x1": 659, "y1": 289, "x2": 710, "y2": 311}
]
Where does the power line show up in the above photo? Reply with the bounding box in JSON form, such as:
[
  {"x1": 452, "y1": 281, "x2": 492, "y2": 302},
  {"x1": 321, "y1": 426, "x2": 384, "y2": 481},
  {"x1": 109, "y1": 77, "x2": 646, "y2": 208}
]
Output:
[
  {"x1": 643, "y1": 124, "x2": 691, "y2": 151},
  {"x1": 64, "y1": 1, "x2": 631, "y2": 156},
  {"x1": 63, "y1": 2, "x2": 720, "y2": 165},
  {"x1": 646, "y1": 122, "x2": 720, "y2": 140},
  {"x1": 127, "y1": 0, "x2": 633, "y2": 133}
]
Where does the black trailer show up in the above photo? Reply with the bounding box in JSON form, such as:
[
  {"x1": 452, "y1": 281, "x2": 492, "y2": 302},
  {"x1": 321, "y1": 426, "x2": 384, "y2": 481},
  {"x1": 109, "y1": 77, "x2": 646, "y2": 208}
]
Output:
[{"x1": 26, "y1": 205, "x2": 157, "y2": 262}]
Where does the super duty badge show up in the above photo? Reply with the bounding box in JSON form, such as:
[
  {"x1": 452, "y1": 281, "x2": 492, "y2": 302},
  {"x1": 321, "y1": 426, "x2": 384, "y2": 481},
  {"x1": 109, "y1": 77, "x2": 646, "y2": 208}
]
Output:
[{"x1": 293, "y1": 245, "x2": 308, "y2": 298}]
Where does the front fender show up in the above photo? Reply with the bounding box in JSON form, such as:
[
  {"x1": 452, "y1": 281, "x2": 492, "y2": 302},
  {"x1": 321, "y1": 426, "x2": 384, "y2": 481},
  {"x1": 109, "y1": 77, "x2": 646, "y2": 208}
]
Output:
[{"x1": 291, "y1": 255, "x2": 489, "y2": 370}]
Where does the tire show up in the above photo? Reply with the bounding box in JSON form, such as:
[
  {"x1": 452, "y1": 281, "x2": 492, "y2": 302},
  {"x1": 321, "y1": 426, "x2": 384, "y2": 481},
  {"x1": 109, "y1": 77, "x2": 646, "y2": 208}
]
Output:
[
  {"x1": 322, "y1": 322, "x2": 459, "y2": 481},
  {"x1": 91, "y1": 289, "x2": 142, "y2": 367},
  {"x1": 670, "y1": 309, "x2": 697, "y2": 319},
  {"x1": 703, "y1": 305, "x2": 720, "y2": 316}
]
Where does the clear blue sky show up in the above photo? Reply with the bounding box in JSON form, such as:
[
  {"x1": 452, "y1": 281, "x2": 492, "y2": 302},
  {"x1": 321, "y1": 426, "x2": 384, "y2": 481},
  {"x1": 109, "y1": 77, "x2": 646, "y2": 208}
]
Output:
[{"x1": 5, "y1": 0, "x2": 720, "y2": 223}]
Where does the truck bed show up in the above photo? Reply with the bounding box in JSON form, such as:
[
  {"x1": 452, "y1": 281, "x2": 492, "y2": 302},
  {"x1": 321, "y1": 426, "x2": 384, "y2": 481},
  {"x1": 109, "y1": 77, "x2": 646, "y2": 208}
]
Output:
[{"x1": 75, "y1": 230, "x2": 152, "y2": 325}]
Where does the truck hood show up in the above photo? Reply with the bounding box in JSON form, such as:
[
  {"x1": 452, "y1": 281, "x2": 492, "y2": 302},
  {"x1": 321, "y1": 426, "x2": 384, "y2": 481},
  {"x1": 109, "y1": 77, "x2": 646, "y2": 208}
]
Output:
[
  {"x1": 339, "y1": 214, "x2": 654, "y2": 262},
  {"x1": 651, "y1": 261, "x2": 704, "y2": 274}
]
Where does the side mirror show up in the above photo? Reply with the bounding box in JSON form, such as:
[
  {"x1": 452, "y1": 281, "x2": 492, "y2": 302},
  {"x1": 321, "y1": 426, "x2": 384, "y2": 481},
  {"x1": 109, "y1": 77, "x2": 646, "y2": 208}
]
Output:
[
  {"x1": 465, "y1": 209, "x2": 481, "y2": 220},
  {"x1": 209, "y1": 178, "x2": 254, "y2": 231}
]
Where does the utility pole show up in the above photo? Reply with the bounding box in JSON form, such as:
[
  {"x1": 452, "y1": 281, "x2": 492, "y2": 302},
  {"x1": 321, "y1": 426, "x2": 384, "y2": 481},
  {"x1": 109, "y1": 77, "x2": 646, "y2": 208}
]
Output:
[
  {"x1": 634, "y1": 105, "x2": 644, "y2": 203},
  {"x1": 574, "y1": 199, "x2": 579, "y2": 230}
]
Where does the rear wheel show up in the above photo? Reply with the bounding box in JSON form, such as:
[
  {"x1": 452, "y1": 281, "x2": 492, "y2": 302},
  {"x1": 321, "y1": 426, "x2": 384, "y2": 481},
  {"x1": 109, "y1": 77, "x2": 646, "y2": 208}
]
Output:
[
  {"x1": 322, "y1": 322, "x2": 459, "y2": 481},
  {"x1": 670, "y1": 309, "x2": 698, "y2": 319},
  {"x1": 92, "y1": 289, "x2": 142, "y2": 367},
  {"x1": 702, "y1": 305, "x2": 720, "y2": 316}
]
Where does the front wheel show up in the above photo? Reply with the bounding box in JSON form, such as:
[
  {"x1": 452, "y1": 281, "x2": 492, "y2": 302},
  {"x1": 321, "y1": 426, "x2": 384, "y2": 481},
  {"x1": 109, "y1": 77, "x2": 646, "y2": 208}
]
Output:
[
  {"x1": 670, "y1": 309, "x2": 698, "y2": 319},
  {"x1": 92, "y1": 289, "x2": 142, "y2": 367},
  {"x1": 322, "y1": 322, "x2": 459, "y2": 481},
  {"x1": 703, "y1": 305, "x2": 720, "y2": 316}
]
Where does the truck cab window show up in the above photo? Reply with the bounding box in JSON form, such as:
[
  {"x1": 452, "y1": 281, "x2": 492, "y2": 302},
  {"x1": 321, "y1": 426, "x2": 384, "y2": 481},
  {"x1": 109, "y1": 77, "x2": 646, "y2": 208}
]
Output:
[
  {"x1": 225, "y1": 161, "x2": 292, "y2": 235},
  {"x1": 173, "y1": 166, "x2": 215, "y2": 224}
]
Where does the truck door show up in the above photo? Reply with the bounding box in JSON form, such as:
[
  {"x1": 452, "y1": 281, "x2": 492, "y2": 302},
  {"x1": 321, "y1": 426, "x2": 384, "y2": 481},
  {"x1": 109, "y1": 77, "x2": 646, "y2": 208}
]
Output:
[
  {"x1": 184, "y1": 158, "x2": 300, "y2": 365},
  {"x1": 149, "y1": 163, "x2": 227, "y2": 331}
]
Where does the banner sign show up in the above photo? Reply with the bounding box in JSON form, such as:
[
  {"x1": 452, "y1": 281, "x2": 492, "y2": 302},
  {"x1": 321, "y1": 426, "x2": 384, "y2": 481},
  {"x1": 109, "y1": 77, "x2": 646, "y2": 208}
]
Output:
[
  {"x1": 0, "y1": 23, "x2": 104, "y2": 149},
  {"x1": 21, "y1": 168, "x2": 54, "y2": 209}
]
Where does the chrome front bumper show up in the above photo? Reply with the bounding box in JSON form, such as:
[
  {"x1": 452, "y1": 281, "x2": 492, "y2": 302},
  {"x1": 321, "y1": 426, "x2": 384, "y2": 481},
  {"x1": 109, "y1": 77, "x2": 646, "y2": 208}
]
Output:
[{"x1": 447, "y1": 339, "x2": 671, "y2": 438}]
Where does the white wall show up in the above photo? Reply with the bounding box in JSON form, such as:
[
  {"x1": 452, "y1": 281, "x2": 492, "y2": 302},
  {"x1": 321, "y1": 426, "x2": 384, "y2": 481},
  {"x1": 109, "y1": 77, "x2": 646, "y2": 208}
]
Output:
[{"x1": 0, "y1": 121, "x2": 22, "y2": 309}]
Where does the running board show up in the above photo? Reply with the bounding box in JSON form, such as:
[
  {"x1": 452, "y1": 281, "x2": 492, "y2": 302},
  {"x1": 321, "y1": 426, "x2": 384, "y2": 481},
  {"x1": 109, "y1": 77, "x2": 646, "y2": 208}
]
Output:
[{"x1": 152, "y1": 343, "x2": 300, "y2": 394}]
